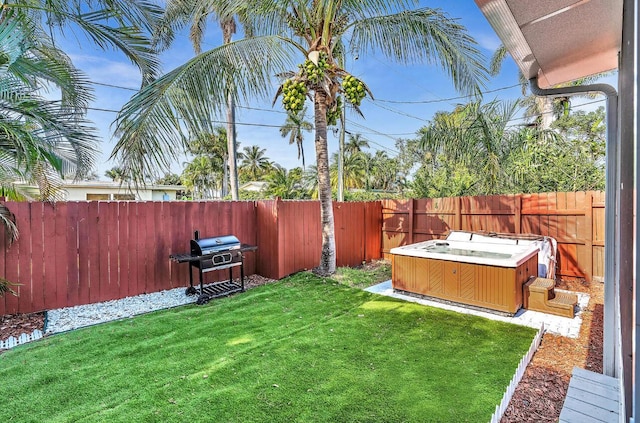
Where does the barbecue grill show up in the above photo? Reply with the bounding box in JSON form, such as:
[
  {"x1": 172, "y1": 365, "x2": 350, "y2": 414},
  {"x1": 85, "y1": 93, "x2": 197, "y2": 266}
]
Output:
[{"x1": 170, "y1": 231, "x2": 257, "y2": 304}]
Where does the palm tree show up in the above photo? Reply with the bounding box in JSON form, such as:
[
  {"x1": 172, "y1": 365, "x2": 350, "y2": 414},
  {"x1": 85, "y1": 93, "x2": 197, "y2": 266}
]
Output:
[
  {"x1": 181, "y1": 156, "x2": 221, "y2": 199},
  {"x1": 331, "y1": 151, "x2": 366, "y2": 190},
  {"x1": 367, "y1": 151, "x2": 400, "y2": 191},
  {"x1": 420, "y1": 100, "x2": 524, "y2": 194},
  {"x1": 153, "y1": 0, "x2": 252, "y2": 200},
  {"x1": 155, "y1": 173, "x2": 182, "y2": 185},
  {"x1": 188, "y1": 128, "x2": 229, "y2": 195},
  {"x1": 0, "y1": 1, "x2": 159, "y2": 296},
  {"x1": 302, "y1": 165, "x2": 319, "y2": 199},
  {"x1": 265, "y1": 165, "x2": 303, "y2": 199},
  {"x1": 280, "y1": 107, "x2": 313, "y2": 168},
  {"x1": 113, "y1": 1, "x2": 488, "y2": 275},
  {"x1": 105, "y1": 167, "x2": 128, "y2": 183},
  {"x1": 238, "y1": 145, "x2": 270, "y2": 181},
  {"x1": 344, "y1": 133, "x2": 370, "y2": 156}
]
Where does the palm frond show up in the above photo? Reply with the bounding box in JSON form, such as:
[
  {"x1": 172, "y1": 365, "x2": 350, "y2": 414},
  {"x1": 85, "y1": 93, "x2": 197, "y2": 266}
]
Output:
[
  {"x1": 349, "y1": 8, "x2": 488, "y2": 95},
  {"x1": 342, "y1": 0, "x2": 419, "y2": 19},
  {"x1": 71, "y1": 10, "x2": 160, "y2": 84},
  {"x1": 0, "y1": 204, "x2": 18, "y2": 245},
  {"x1": 489, "y1": 44, "x2": 508, "y2": 76},
  {"x1": 112, "y1": 35, "x2": 298, "y2": 184},
  {"x1": 9, "y1": 1, "x2": 161, "y2": 84}
]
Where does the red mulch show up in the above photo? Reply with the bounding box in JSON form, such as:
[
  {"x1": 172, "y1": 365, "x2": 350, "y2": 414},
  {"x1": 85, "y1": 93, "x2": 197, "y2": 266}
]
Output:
[
  {"x1": 501, "y1": 278, "x2": 603, "y2": 422},
  {"x1": 0, "y1": 312, "x2": 45, "y2": 342}
]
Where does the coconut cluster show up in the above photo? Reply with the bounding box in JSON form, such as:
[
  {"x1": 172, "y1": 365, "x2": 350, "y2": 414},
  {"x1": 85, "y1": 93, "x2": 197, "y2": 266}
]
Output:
[
  {"x1": 281, "y1": 79, "x2": 307, "y2": 115},
  {"x1": 301, "y1": 52, "x2": 330, "y2": 84},
  {"x1": 342, "y1": 75, "x2": 366, "y2": 106}
]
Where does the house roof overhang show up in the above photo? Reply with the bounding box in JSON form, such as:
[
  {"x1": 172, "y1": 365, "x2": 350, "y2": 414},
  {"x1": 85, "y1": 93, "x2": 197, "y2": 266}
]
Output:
[{"x1": 474, "y1": 0, "x2": 623, "y2": 87}]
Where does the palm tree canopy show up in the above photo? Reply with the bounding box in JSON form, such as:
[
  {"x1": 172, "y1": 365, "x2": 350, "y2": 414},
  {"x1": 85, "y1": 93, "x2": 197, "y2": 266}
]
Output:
[
  {"x1": 239, "y1": 145, "x2": 270, "y2": 180},
  {"x1": 344, "y1": 133, "x2": 370, "y2": 156},
  {"x1": 113, "y1": 1, "x2": 488, "y2": 183},
  {"x1": 8, "y1": 0, "x2": 162, "y2": 84}
]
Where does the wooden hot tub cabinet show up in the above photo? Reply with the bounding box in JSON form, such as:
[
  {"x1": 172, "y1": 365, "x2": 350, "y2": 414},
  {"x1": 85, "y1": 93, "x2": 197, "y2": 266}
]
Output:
[{"x1": 392, "y1": 253, "x2": 538, "y2": 314}]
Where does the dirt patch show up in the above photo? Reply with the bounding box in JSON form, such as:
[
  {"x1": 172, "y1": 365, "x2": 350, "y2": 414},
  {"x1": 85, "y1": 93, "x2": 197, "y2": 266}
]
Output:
[{"x1": 241, "y1": 274, "x2": 277, "y2": 290}]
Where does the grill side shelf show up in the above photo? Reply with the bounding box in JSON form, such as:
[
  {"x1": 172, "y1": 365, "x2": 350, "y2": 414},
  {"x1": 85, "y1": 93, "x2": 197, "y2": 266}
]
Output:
[{"x1": 169, "y1": 244, "x2": 257, "y2": 263}]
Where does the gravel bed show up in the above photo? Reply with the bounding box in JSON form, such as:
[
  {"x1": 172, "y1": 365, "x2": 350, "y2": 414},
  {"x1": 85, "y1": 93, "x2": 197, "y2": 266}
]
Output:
[
  {"x1": 46, "y1": 287, "x2": 197, "y2": 334},
  {"x1": 45, "y1": 275, "x2": 276, "y2": 334}
]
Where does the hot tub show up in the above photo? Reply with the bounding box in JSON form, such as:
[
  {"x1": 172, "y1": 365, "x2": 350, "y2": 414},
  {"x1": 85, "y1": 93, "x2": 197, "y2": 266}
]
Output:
[{"x1": 390, "y1": 232, "x2": 540, "y2": 314}]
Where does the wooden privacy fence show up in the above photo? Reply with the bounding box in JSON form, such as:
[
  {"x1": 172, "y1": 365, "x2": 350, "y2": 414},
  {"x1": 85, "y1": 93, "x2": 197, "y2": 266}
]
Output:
[
  {"x1": 256, "y1": 199, "x2": 382, "y2": 280},
  {"x1": 381, "y1": 191, "x2": 605, "y2": 282},
  {"x1": 0, "y1": 200, "x2": 382, "y2": 315}
]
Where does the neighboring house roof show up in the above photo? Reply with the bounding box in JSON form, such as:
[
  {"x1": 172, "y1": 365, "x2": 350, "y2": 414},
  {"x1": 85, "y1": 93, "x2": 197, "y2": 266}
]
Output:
[{"x1": 240, "y1": 181, "x2": 268, "y2": 192}]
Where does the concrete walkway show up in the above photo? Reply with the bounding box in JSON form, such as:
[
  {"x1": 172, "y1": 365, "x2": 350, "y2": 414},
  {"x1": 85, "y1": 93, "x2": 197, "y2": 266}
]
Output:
[{"x1": 365, "y1": 281, "x2": 589, "y2": 338}]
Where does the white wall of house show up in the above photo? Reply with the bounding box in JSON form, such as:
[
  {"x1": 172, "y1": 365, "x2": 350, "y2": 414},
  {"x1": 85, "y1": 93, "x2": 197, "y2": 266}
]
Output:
[
  {"x1": 15, "y1": 181, "x2": 183, "y2": 201},
  {"x1": 62, "y1": 182, "x2": 182, "y2": 201}
]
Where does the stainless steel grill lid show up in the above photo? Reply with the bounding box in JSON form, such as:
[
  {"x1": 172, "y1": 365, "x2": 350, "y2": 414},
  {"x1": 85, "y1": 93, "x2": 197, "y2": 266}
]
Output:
[{"x1": 190, "y1": 235, "x2": 241, "y2": 256}]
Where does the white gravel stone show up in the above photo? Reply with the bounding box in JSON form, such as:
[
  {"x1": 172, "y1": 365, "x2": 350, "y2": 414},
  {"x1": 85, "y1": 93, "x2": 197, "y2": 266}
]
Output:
[{"x1": 46, "y1": 286, "x2": 197, "y2": 334}]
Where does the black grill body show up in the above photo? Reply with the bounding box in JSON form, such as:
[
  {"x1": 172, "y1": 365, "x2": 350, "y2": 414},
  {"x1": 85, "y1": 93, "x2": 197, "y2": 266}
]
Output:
[
  {"x1": 170, "y1": 231, "x2": 257, "y2": 304},
  {"x1": 191, "y1": 235, "x2": 240, "y2": 256}
]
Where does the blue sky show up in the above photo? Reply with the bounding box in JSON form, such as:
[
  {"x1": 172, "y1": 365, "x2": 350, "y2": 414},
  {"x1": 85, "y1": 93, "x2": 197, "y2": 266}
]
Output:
[{"x1": 59, "y1": 1, "x2": 607, "y2": 180}]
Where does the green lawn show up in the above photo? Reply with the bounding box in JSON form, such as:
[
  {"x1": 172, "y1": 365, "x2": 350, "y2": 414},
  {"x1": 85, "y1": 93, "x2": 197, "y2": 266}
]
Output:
[{"x1": 0, "y1": 272, "x2": 535, "y2": 422}]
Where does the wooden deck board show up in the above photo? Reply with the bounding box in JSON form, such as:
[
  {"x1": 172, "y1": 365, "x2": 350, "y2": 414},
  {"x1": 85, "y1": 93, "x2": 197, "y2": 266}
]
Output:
[{"x1": 559, "y1": 367, "x2": 620, "y2": 423}]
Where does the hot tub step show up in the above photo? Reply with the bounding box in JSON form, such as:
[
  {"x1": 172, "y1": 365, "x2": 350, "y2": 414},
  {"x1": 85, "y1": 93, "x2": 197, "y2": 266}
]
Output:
[{"x1": 524, "y1": 277, "x2": 577, "y2": 318}]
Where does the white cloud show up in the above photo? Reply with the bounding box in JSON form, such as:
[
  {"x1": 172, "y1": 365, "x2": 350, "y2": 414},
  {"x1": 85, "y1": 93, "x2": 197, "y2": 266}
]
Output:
[
  {"x1": 475, "y1": 32, "x2": 502, "y2": 52},
  {"x1": 68, "y1": 53, "x2": 143, "y2": 88}
]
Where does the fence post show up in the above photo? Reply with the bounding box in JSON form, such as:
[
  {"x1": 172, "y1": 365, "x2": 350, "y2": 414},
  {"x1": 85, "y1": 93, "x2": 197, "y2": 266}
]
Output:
[
  {"x1": 275, "y1": 197, "x2": 284, "y2": 279},
  {"x1": 584, "y1": 192, "x2": 594, "y2": 282},
  {"x1": 455, "y1": 197, "x2": 462, "y2": 231},
  {"x1": 515, "y1": 194, "x2": 522, "y2": 234},
  {"x1": 408, "y1": 199, "x2": 415, "y2": 244}
]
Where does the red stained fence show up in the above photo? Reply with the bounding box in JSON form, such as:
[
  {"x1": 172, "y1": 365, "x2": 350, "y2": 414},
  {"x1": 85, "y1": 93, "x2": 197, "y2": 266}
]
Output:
[
  {"x1": 256, "y1": 199, "x2": 382, "y2": 279},
  {"x1": 1, "y1": 192, "x2": 603, "y2": 315},
  {"x1": 0, "y1": 199, "x2": 382, "y2": 314},
  {"x1": 381, "y1": 191, "x2": 605, "y2": 282}
]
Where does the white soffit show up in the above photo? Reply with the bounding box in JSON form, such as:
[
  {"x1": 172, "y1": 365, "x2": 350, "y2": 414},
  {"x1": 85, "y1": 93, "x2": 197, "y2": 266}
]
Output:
[{"x1": 475, "y1": 0, "x2": 622, "y2": 87}]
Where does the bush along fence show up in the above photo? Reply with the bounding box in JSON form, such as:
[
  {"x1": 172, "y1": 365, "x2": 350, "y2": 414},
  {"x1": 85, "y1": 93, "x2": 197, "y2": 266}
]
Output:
[
  {"x1": 381, "y1": 191, "x2": 605, "y2": 282},
  {"x1": 0, "y1": 199, "x2": 382, "y2": 315}
]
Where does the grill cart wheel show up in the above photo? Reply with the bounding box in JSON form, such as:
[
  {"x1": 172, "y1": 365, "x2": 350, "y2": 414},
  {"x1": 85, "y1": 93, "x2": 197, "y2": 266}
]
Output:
[
  {"x1": 185, "y1": 287, "x2": 198, "y2": 296},
  {"x1": 196, "y1": 295, "x2": 210, "y2": 305}
]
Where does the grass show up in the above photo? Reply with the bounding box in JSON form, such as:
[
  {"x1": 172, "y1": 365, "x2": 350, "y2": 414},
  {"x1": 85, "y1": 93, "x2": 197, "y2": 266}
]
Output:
[
  {"x1": 333, "y1": 260, "x2": 392, "y2": 288},
  {"x1": 0, "y1": 270, "x2": 536, "y2": 422}
]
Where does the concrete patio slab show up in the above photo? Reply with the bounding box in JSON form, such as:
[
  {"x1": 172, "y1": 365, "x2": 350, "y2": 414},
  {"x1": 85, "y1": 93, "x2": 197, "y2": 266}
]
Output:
[{"x1": 365, "y1": 280, "x2": 589, "y2": 338}]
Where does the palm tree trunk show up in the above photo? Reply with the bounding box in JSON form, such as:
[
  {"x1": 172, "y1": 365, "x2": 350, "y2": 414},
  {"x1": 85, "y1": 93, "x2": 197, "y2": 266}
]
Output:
[
  {"x1": 538, "y1": 96, "x2": 554, "y2": 130},
  {"x1": 313, "y1": 90, "x2": 336, "y2": 275},
  {"x1": 222, "y1": 19, "x2": 239, "y2": 201},
  {"x1": 227, "y1": 92, "x2": 239, "y2": 200},
  {"x1": 222, "y1": 154, "x2": 228, "y2": 198}
]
